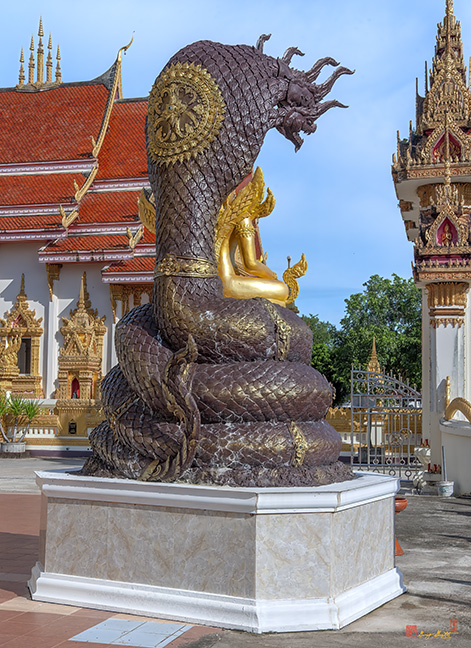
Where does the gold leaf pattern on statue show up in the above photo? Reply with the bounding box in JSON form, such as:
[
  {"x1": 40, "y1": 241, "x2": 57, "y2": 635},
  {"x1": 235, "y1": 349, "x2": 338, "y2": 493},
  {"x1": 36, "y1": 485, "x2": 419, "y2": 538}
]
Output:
[
  {"x1": 214, "y1": 166, "x2": 274, "y2": 259},
  {"x1": 282, "y1": 254, "x2": 308, "y2": 304},
  {"x1": 289, "y1": 421, "x2": 307, "y2": 467},
  {"x1": 264, "y1": 300, "x2": 291, "y2": 360},
  {"x1": 147, "y1": 62, "x2": 225, "y2": 166},
  {"x1": 154, "y1": 254, "x2": 218, "y2": 278},
  {"x1": 137, "y1": 188, "x2": 156, "y2": 233}
]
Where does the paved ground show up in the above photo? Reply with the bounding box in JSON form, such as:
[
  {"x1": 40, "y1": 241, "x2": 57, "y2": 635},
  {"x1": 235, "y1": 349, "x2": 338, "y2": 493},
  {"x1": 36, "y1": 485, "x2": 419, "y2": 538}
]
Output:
[
  {"x1": 0, "y1": 458, "x2": 470, "y2": 647},
  {"x1": 0, "y1": 457, "x2": 85, "y2": 493}
]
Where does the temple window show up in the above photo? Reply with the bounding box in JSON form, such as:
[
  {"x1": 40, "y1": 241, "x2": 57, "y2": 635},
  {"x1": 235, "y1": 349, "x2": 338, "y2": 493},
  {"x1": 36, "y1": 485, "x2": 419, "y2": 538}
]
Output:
[
  {"x1": 71, "y1": 377, "x2": 80, "y2": 399},
  {"x1": 433, "y1": 133, "x2": 462, "y2": 161},
  {"x1": 17, "y1": 338, "x2": 31, "y2": 375}
]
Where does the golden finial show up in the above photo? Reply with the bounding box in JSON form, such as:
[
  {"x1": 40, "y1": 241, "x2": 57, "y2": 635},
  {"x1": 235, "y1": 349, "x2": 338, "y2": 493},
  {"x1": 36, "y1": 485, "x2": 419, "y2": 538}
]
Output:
[
  {"x1": 28, "y1": 35, "x2": 35, "y2": 84},
  {"x1": 55, "y1": 45, "x2": 61, "y2": 83},
  {"x1": 46, "y1": 34, "x2": 52, "y2": 83},
  {"x1": 37, "y1": 17, "x2": 44, "y2": 84},
  {"x1": 18, "y1": 47, "x2": 25, "y2": 86},
  {"x1": 117, "y1": 33, "x2": 134, "y2": 63},
  {"x1": 444, "y1": 0, "x2": 453, "y2": 79},
  {"x1": 19, "y1": 273, "x2": 26, "y2": 297},
  {"x1": 367, "y1": 337, "x2": 381, "y2": 374},
  {"x1": 78, "y1": 273, "x2": 86, "y2": 307},
  {"x1": 425, "y1": 60, "x2": 428, "y2": 93}
]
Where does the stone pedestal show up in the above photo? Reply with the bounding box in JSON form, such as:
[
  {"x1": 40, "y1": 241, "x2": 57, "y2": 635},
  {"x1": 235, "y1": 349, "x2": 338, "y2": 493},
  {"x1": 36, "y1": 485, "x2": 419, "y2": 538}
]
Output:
[{"x1": 29, "y1": 471, "x2": 405, "y2": 633}]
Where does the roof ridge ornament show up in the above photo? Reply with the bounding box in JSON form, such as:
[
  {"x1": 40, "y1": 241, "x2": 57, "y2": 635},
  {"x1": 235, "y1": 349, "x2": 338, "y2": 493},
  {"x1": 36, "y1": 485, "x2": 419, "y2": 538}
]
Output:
[
  {"x1": 17, "y1": 18, "x2": 62, "y2": 90},
  {"x1": 18, "y1": 48, "x2": 25, "y2": 87},
  {"x1": 91, "y1": 33, "x2": 134, "y2": 158}
]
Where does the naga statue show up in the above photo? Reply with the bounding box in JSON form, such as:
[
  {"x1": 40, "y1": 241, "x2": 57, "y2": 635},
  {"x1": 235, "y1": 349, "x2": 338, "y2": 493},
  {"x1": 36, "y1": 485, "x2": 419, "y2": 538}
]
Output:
[{"x1": 82, "y1": 36, "x2": 354, "y2": 487}]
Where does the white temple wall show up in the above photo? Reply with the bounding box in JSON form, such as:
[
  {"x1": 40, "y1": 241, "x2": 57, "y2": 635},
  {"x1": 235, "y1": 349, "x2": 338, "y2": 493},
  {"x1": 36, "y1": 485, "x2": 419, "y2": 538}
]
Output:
[
  {"x1": 422, "y1": 283, "x2": 471, "y2": 466},
  {"x1": 464, "y1": 291, "x2": 471, "y2": 404}
]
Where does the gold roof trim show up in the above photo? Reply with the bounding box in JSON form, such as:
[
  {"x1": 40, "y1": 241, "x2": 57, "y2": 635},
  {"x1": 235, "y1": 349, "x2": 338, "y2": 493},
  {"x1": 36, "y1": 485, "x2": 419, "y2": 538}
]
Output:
[{"x1": 91, "y1": 35, "x2": 134, "y2": 158}]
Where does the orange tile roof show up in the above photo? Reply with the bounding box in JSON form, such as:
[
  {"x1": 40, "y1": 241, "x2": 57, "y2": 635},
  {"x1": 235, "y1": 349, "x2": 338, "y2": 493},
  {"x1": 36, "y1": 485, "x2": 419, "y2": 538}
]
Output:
[
  {"x1": 0, "y1": 213, "x2": 61, "y2": 231},
  {"x1": 77, "y1": 190, "x2": 141, "y2": 224},
  {"x1": 41, "y1": 233, "x2": 130, "y2": 254},
  {"x1": 103, "y1": 256, "x2": 155, "y2": 273},
  {"x1": 139, "y1": 227, "x2": 155, "y2": 244},
  {"x1": 0, "y1": 73, "x2": 155, "y2": 281},
  {"x1": 96, "y1": 100, "x2": 148, "y2": 180},
  {"x1": 0, "y1": 84, "x2": 109, "y2": 163},
  {"x1": 0, "y1": 173, "x2": 82, "y2": 206}
]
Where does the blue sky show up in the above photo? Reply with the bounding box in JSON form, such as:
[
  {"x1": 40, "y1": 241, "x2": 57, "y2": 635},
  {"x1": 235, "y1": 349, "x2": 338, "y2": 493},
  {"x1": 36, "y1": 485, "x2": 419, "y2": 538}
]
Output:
[{"x1": 0, "y1": 0, "x2": 463, "y2": 324}]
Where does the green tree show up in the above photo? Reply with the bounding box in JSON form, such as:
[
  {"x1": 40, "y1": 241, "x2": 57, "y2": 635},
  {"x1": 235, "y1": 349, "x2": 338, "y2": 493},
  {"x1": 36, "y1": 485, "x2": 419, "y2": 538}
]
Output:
[
  {"x1": 302, "y1": 275, "x2": 422, "y2": 405},
  {"x1": 333, "y1": 274, "x2": 422, "y2": 402},
  {"x1": 302, "y1": 314, "x2": 341, "y2": 401}
]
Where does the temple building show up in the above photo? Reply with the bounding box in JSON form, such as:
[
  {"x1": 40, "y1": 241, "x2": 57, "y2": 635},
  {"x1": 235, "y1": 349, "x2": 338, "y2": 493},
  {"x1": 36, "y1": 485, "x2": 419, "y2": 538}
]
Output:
[
  {"x1": 0, "y1": 20, "x2": 154, "y2": 454},
  {"x1": 392, "y1": 0, "x2": 471, "y2": 477}
]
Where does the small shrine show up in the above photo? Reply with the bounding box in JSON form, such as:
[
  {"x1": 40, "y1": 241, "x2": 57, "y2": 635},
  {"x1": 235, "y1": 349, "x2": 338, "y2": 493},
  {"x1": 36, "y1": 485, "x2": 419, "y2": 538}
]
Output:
[
  {"x1": 0, "y1": 275, "x2": 43, "y2": 397},
  {"x1": 392, "y1": 0, "x2": 471, "y2": 475},
  {"x1": 55, "y1": 273, "x2": 106, "y2": 436}
]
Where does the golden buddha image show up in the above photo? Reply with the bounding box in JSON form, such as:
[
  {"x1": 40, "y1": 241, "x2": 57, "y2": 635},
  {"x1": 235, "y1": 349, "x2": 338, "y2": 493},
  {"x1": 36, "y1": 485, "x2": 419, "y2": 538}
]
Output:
[{"x1": 138, "y1": 166, "x2": 307, "y2": 307}]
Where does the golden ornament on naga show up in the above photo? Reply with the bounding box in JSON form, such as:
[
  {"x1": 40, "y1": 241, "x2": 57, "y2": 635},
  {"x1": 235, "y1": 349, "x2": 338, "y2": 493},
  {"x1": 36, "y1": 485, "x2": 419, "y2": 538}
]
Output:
[{"x1": 147, "y1": 62, "x2": 226, "y2": 166}]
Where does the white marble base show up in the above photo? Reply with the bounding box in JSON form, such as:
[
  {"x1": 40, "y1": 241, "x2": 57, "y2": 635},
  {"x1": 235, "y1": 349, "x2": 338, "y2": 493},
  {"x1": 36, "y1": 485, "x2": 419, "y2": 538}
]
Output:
[{"x1": 29, "y1": 471, "x2": 405, "y2": 633}]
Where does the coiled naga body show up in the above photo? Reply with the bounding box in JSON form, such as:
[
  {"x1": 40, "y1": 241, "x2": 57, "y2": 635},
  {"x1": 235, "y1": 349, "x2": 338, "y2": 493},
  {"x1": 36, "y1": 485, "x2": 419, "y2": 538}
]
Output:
[{"x1": 82, "y1": 37, "x2": 354, "y2": 487}]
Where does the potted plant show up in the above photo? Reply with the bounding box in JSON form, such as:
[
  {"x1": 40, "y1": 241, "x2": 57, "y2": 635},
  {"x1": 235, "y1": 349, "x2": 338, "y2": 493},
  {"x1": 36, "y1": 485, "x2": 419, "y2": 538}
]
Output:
[{"x1": 0, "y1": 396, "x2": 43, "y2": 454}]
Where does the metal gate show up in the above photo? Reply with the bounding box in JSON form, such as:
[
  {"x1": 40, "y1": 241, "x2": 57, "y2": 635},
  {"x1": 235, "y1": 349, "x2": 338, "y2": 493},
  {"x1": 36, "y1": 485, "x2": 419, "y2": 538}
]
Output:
[{"x1": 350, "y1": 367, "x2": 422, "y2": 478}]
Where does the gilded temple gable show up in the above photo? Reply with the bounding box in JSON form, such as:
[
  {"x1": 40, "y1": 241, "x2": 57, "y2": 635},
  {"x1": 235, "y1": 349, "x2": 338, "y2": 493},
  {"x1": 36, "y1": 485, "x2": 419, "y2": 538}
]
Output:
[
  {"x1": 0, "y1": 275, "x2": 43, "y2": 337},
  {"x1": 417, "y1": 1, "x2": 471, "y2": 135},
  {"x1": 59, "y1": 273, "x2": 106, "y2": 360}
]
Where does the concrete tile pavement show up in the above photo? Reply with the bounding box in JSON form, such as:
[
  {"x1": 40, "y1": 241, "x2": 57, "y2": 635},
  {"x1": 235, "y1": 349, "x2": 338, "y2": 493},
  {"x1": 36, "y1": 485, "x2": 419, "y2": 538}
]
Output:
[
  {"x1": 0, "y1": 458, "x2": 85, "y2": 493},
  {"x1": 0, "y1": 457, "x2": 470, "y2": 646}
]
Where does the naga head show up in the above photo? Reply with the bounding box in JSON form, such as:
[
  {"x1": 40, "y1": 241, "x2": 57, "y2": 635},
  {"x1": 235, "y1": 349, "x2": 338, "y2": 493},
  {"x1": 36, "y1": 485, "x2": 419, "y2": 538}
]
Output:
[{"x1": 257, "y1": 34, "x2": 354, "y2": 151}]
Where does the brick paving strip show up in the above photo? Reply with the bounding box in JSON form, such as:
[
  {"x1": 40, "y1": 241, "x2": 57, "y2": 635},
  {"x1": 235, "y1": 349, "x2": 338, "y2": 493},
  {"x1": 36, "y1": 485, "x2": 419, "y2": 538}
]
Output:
[{"x1": 0, "y1": 493, "x2": 222, "y2": 648}]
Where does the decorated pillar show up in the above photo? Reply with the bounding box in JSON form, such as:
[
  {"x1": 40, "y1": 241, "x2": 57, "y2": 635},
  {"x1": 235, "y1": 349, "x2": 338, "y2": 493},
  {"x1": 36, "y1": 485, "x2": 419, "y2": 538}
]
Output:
[{"x1": 392, "y1": 0, "x2": 471, "y2": 467}]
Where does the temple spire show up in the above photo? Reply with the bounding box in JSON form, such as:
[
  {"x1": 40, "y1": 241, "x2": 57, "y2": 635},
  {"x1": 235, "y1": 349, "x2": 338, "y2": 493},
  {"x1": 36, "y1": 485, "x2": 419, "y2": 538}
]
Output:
[
  {"x1": 19, "y1": 274, "x2": 26, "y2": 298},
  {"x1": 78, "y1": 273, "x2": 86, "y2": 308},
  {"x1": 367, "y1": 338, "x2": 381, "y2": 374},
  {"x1": 18, "y1": 48, "x2": 25, "y2": 86},
  {"x1": 28, "y1": 36, "x2": 35, "y2": 84},
  {"x1": 55, "y1": 45, "x2": 61, "y2": 83},
  {"x1": 17, "y1": 19, "x2": 62, "y2": 88},
  {"x1": 415, "y1": 0, "x2": 469, "y2": 134},
  {"x1": 46, "y1": 34, "x2": 53, "y2": 83},
  {"x1": 37, "y1": 17, "x2": 44, "y2": 83}
]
